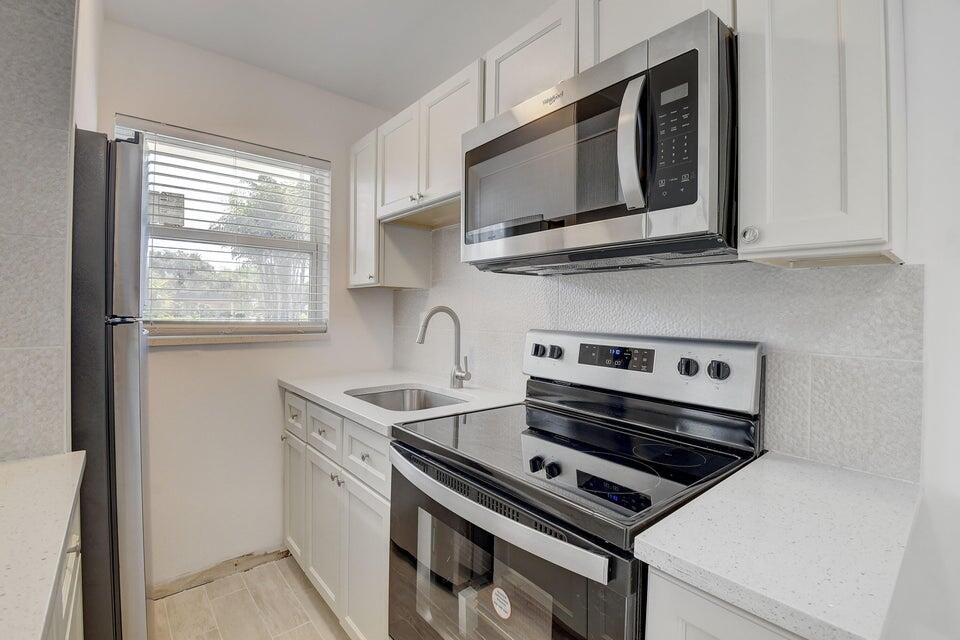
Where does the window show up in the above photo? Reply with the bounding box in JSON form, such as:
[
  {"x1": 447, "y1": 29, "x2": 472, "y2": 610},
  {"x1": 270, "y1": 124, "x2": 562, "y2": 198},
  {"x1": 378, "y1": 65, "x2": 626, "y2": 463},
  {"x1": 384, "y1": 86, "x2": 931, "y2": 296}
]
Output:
[{"x1": 118, "y1": 117, "x2": 330, "y2": 338}]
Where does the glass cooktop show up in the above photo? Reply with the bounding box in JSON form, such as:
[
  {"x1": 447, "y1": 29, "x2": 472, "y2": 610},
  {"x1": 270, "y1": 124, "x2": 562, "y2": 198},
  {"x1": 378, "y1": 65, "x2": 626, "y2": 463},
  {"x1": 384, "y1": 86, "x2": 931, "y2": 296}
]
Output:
[{"x1": 394, "y1": 403, "x2": 744, "y2": 528}]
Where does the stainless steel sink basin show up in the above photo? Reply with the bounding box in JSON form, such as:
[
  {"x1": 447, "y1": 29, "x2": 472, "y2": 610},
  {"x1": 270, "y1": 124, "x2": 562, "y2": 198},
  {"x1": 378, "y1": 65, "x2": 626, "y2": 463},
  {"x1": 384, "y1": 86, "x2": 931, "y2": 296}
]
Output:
[{"x1": 346, "y1": 386, "x2": 465, "y2": 412}]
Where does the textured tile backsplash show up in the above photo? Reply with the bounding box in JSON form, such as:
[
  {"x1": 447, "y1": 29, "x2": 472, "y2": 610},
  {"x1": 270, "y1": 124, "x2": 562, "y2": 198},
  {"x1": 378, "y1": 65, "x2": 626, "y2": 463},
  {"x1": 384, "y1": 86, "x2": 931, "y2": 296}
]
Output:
[
  {"x1": 0, "y1": 0, "x2": 76, "y2": 461},
  {"x1": 394, "y1": 225, "x2": 924, "y2": 482}
]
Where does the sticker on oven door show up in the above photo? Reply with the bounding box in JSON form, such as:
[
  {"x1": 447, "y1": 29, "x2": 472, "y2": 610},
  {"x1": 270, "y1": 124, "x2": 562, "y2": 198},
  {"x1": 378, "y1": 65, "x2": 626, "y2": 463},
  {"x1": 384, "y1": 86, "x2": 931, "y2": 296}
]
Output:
[{"x1": 491, "y1": 587, "x2": 511, "y2": 619}]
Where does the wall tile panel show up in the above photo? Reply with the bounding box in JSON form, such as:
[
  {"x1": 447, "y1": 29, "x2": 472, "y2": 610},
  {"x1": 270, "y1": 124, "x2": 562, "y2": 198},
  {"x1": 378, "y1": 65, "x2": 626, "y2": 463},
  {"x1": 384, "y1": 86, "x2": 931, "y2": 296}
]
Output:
[{"x1": 394, "y1": 226, "x2": 924, "y2": 481}]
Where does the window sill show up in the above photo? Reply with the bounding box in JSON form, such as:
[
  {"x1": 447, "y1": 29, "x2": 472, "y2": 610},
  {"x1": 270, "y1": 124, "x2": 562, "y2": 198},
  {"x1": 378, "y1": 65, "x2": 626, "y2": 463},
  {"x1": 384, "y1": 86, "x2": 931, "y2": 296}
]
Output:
[{"x1": 148, "y1": 332, "x2": 328, "y2": 348}]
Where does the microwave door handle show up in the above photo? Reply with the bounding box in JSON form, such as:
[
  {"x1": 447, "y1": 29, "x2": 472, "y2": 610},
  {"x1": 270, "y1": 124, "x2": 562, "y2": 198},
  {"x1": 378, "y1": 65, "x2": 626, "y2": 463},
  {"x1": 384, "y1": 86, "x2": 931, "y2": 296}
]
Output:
[
  {"x1": 390, "y1": 448, "x2": 611, "y2": 585},
  {"x1": 617, "y1": 75, "x2": 647, "y2": 210}
]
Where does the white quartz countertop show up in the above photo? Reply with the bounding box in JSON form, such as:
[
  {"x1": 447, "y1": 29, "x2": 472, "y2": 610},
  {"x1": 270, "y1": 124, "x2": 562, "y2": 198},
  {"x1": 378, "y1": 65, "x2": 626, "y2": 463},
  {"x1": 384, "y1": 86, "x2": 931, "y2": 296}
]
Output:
[
  {"x1": 278, "y1": 370, "x2": 524, "y2": 436},
  {"x1": 634, "y1": 452, "x2": 919, "y2": 640},
  {"x1": 0, "y1": 451, "x2": 86, "y2": 639}
]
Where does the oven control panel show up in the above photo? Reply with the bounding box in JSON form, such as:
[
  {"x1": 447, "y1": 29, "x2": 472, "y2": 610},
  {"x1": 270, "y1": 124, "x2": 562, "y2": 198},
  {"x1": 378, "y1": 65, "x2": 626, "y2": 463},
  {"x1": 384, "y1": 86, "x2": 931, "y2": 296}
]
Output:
[{"x1": 524, "y1": 330, "x2": 763, "y2": 415}]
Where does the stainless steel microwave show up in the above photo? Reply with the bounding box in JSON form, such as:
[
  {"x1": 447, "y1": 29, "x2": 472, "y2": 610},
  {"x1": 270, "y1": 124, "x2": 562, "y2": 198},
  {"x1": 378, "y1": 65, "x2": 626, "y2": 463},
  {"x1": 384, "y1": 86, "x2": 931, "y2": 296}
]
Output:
[{"x1": 461, "y1": 11, "x2": 737, "y2": 274}]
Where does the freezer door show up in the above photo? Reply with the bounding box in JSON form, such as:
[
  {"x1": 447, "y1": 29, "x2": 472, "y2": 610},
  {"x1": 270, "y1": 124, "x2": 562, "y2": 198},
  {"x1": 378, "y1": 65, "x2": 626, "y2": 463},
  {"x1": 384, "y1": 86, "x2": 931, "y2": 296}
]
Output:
[
  {"x1": 110, "y1": 137, "x2": 146, "y2": 319},
  {"x1": 111, "y1": 321, "x2": 148, "y2": 639}
]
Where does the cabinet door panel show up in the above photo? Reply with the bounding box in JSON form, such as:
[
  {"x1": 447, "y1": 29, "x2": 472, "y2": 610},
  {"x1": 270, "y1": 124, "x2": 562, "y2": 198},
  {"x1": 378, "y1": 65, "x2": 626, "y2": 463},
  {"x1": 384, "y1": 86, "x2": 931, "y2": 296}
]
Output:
[
  {"x1": 339, "y1": 471, "x2": 390, "y2": 640},
  {"x1": 737, "y1": 0, "x2": 890, "y2": 258},
  {"x1": 484, "y1": 0, "x2": 577, "y2": 120},
  {"x1": 646, "y1": 570, "x2": 799, "y2": 640},
  {"x1": 282, "y1": 430, "x2": 307, "y2": 566},
  {"x1": 419, "y1": 60, "x2": 483, "y2": 203},
  {"x1": 579, "y1": 0, "x2": 733, "y2": 69},
  {"x1": 305, "y1": 447, "x2": 343, "y2": 614},
  {"x1": 349, "y1": 130, "x2": 379, "y2": 286},
  {"x1": 377, "y1": 103, "x2": 420, "y2": 219}
]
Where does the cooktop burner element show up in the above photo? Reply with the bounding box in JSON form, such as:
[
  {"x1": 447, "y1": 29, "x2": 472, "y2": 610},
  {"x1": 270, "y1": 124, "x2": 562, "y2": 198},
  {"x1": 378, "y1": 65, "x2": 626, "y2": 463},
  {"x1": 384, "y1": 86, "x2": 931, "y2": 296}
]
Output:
[
  {"x1": 392, "y1": 329, "x2": 765, "y2": 550},
  {"x1": 633, "y1": 443, "x2": 709, "y2": 468}
]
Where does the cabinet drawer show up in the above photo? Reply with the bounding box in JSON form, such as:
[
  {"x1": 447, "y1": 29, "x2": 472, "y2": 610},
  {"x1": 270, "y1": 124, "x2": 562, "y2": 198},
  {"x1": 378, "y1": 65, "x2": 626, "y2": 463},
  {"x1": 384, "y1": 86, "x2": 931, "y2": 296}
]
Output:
[
  {"x1": 342, "y1": 419, "x2": 391, "y2": 497},
  {"x1": 307, "y1": 402, "x2": 344, "y2": 463},
  {"x1": 284, "y1": 391, "x2": 308, "y2": 441}
]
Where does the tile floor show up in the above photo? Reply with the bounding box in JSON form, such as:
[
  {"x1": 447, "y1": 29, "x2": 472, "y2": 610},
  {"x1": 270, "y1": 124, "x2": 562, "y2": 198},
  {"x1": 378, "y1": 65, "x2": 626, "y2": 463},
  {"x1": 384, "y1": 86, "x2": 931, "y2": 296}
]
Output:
[{"x1": 148, "y1": 557, "x2": 350, "y2": 640}]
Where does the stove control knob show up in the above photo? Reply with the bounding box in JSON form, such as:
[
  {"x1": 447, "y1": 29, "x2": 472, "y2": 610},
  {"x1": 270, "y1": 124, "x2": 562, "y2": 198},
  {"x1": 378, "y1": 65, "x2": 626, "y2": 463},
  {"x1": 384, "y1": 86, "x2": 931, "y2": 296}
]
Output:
[
  {"x1": 544, "y1": 462, "x2": 562, "y2": 479},
  {"x1": 677, "y1": 357, "x2": 699, "y2": 377},
  {"x1": 528, "y1": 456, "x2": 545, "y2": 473},
  {"x1": 707, "y1": 360, "x2": 731, "y2": 381},
  {"x1": 531, "y1": 343, "x2": 547, "y2": 357},
  {"x1": 547, "y1": 345, "x2": 564, "y2": 359}
]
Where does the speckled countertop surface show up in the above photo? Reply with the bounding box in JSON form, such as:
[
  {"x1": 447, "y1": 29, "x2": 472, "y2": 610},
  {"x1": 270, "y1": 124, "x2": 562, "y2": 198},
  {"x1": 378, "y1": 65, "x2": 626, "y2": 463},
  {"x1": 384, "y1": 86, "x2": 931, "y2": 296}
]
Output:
[
  {"x1": 0, "y1": 452, "x2": 85, "y2": 639},
  {"x1": 634, "y1": 452, "x2": 920, "y2": 640},
  {"x1": 279, "y1": 370, "x2": 524, "y2": 436}
]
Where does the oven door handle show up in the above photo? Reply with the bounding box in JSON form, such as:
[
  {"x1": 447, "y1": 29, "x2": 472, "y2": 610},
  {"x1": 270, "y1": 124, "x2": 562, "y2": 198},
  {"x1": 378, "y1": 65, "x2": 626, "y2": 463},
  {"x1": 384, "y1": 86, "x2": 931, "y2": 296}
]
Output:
[
  {"x1": 390, "y1": 448, "x2": 611, "y2": 585},
  {"x1": 617, "y1": 74, "x2": 647, "y2": 210}
]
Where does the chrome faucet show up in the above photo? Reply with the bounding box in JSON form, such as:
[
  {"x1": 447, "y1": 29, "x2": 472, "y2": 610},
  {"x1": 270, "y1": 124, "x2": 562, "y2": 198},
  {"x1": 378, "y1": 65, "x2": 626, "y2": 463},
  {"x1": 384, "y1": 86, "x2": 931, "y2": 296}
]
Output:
[{"x1": 415, "y1": 306, "x2": 471, "y2": 389}]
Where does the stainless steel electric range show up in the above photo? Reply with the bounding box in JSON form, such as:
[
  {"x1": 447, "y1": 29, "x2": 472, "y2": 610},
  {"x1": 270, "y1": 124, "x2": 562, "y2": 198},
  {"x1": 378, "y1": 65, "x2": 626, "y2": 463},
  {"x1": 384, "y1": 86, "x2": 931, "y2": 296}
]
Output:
[{"x1": 388, "y1": 330, "x2": 765, "y2": 640}]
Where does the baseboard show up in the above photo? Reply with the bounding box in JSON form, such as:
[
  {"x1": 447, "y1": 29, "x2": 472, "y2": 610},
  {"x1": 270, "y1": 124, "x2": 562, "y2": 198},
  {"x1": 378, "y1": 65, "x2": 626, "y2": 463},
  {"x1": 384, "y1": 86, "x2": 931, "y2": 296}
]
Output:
[{"x1": 148, "y1": 548, "x2": 291, "y2": 600}]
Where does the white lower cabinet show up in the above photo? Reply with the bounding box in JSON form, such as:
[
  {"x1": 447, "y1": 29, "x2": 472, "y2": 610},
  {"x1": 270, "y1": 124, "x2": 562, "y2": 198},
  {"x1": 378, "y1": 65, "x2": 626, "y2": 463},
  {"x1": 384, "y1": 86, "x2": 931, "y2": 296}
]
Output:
[
  {"x1": 283, "y1": 393, "x2": 390, "y2": 640},
  {"x1": 646, "y1": 569, "x2": 801, "y2": 640},
  {"x1": 305, "y1": 446, "x2": 343, "y2": 614},
  {"x1": 45, "y1": 496, "x2": 84, "y2": 640},
  {"x1": 282, "y1": 430, "x2": 307, "y2": 565},
  {"x1": 339, "y1": 470, "x2": 391, "y2": 640}
]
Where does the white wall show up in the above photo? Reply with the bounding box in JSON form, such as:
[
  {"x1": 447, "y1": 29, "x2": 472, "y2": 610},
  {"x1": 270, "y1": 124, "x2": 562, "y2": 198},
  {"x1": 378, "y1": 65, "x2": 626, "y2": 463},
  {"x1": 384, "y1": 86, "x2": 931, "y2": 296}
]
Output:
[
  {"x1": 0, "y1": 0, "x2": 76, "y2": 461},
  {"x1": 73, "y1": 0, "x2": 103, "y2": 130},
  {"x1": 882, "y1": 1, "x2": 960, "y2": 636},
  {"x1": 98, "y1": 20, "x2": 393, "y2": 589}
]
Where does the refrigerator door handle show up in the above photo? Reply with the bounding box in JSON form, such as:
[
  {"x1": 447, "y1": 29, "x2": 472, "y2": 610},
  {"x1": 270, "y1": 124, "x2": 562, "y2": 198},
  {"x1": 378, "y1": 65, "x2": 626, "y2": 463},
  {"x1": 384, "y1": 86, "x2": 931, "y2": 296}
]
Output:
[
  {"x1": 110, "y1": 136, "x2": 147, "y2": 319},
  {"x1": 111, "y1": 321, "x2": 148, "y2": 640}
]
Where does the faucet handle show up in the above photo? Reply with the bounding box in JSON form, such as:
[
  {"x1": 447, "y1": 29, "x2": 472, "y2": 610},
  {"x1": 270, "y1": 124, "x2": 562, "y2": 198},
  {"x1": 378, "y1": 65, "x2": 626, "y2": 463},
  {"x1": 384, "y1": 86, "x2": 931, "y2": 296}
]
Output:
[{"x1": 460, "y1": 356, "x2": 472, "y2": 381}]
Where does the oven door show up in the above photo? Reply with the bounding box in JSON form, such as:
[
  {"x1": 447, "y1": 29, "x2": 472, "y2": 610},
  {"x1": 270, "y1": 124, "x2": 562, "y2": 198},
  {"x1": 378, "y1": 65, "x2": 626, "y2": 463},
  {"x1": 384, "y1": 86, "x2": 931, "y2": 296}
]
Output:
[{"x1": 389, "y1": 445, "x2": 639, "y2": 640}]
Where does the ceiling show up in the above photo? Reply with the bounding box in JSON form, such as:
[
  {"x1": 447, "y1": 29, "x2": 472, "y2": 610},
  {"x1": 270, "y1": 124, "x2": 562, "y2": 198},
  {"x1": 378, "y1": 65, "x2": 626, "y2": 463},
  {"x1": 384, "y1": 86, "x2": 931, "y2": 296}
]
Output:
[{"x1": 103, "y1": 0, "x2": 557, "y2": 112}]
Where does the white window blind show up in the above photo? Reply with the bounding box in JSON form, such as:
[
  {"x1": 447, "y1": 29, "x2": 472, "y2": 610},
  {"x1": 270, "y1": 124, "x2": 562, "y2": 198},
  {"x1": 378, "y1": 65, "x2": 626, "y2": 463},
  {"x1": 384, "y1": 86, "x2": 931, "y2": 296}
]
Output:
[{"x1": 120, "y1": 120, "x2": 331, "y2": 335}]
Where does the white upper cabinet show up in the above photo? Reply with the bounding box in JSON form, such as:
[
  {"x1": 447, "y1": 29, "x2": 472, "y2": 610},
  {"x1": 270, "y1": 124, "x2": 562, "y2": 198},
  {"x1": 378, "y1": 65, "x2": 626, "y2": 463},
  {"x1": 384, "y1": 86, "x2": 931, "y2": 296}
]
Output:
[
  {"x1": 349, "y1": 131, "x2": 379, "y2": 286},
  {"x1": 376, "y1": 102, "x2": 421, "y2": 219},
  {"x1": 483, "y1": 0, "x2": 578, "y2": 120},
  {"x1": 737, "y1": 0, "x2": 906, "y2": 266},
  {"x1": 418, "y1": 59, "x2": 484, "y2": 205},
  {"x1": 578, "y1": 0, "x2": 734, "y2": 69}
]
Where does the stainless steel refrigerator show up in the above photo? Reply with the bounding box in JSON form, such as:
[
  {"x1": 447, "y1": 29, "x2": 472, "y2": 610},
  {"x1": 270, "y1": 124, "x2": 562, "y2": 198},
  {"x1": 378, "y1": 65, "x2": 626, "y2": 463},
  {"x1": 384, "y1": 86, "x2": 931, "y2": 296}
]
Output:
[{"x1": 71, "y1": 129, "x2": 148, "y2": 639}]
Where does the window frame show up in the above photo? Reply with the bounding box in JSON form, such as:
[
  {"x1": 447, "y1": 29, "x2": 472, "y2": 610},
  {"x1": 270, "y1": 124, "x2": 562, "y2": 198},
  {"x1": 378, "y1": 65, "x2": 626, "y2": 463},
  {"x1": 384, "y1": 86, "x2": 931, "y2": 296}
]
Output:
[{"x1": 116, "y1": 115, "x2": 332, "y2": 343}]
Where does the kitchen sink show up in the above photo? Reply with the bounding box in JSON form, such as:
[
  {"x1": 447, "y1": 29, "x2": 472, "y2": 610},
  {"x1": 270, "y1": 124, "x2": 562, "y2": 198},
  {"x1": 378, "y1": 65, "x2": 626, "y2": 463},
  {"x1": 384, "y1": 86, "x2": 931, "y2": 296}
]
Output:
[{"x1": 346, "y1": 386, "x2": 466, "y2": 412}]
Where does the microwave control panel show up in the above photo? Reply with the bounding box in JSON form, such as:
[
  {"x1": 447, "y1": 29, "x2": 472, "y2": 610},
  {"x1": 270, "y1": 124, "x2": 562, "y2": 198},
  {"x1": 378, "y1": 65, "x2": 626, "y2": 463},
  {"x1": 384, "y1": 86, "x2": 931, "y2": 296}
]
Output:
[{"x1": 648, "y1": 50, "x2": 699, "y2": 212}]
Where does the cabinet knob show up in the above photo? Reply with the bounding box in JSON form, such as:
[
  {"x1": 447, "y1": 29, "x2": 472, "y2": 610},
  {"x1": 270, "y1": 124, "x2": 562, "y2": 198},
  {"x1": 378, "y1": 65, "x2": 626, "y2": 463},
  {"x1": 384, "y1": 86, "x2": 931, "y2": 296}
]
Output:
[
  {"x1": 360, "y1": 452, "x2": 370, "y2": 463},
  {"x1": 317, "y1": 428, "x2": 326, "y2": 436},
  {"x1": 409, "y1": 195, "x2": 417, "y2": 202},
  {"x1": 281, "y1": 434, "x2": 287, "y2": 441},
  {"x1": 336, "y1": 478, "x2": 344, "y2": 487},
  {"x1": 417, "y1": 193, "x2": 424, "y2": 200},
  {"x1": 329, "y1": 472, "x2": 339, "y2": 482},
  {"x1": 741, "y1": 226, "x2": 760, "y2": 244},
  {"x1": 368, "y1": 274, "x2": 374, "y2": 280}
]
